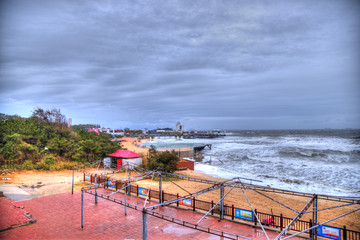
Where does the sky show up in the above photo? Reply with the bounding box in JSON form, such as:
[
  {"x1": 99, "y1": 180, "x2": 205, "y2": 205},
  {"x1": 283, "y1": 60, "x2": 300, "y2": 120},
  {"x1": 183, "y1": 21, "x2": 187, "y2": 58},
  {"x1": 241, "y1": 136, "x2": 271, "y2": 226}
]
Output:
[{"x1": 1, "y1": 0, "x2": 359, "y2": 130}]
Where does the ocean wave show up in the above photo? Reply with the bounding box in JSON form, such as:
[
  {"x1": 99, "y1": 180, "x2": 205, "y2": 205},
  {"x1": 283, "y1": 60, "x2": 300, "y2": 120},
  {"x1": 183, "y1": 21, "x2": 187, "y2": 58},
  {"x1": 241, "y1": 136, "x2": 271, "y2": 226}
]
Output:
[
  {"x1": 154, "y1": 129, "x2": 360, "y2": 196},
  {"x1": 278, "y1": 147, "x2": 360, "y2": 162},
  {"x1": 279, "y1": 178, "x2": 306, "y2": 185}
]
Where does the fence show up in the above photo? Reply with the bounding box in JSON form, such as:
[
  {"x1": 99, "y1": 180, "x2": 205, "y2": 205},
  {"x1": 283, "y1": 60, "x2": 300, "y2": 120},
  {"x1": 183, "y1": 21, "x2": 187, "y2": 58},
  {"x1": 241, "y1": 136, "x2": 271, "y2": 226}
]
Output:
[{"x1": 84, "y1": 173, "x2": 360, "y2": 240}]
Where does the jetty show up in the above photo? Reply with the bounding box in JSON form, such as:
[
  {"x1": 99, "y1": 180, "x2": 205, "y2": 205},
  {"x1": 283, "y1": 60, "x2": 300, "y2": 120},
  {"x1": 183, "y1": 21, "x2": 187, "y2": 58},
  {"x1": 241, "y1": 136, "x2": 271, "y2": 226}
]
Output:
[
  {"x1": 183, "y1": 132, "x2": 225, "y2": 139},
  {"x1": 193, "y1": 144, "x2": 212, "y2": 152}
]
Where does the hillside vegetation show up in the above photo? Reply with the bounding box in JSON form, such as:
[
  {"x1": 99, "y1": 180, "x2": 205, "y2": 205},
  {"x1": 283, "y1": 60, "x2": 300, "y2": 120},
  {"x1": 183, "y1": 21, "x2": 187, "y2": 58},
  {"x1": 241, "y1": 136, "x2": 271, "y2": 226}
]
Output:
[{"x1": 0, "y1": 108, "x2": 119, "y2": 171}]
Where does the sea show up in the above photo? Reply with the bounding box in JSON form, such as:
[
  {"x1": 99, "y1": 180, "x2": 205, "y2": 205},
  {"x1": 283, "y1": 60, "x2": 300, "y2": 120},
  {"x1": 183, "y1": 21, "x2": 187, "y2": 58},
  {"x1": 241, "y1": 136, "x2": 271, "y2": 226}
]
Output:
[{"x1": 141, "y1": 129, "x2": 360, "y2": 197}]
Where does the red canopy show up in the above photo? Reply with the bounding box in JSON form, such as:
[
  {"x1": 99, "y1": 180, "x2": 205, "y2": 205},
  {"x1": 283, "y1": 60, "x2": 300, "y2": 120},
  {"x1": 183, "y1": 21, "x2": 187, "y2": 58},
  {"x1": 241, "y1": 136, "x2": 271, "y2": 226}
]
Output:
[{"x1": 108, "y1": 150, "x2": 142, "y2": 158}]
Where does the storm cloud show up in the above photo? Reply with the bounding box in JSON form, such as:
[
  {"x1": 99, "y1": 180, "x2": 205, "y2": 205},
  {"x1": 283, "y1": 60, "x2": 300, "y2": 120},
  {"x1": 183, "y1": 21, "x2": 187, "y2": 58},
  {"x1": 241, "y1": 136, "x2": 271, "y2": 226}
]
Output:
[{"x1": 1, "y1": 0, "x2": 359, "y2": 130}]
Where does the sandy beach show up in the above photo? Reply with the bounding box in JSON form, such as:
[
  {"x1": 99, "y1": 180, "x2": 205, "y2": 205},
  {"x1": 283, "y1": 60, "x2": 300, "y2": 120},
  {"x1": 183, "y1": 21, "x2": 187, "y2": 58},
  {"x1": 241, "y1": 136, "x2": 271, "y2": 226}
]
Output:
[
  {"x1": 119, "y1": 137, "x2": 194, "y2": 161},
  {"x1": 119, "y1": 137, "x2": 150, "y2": 156}
]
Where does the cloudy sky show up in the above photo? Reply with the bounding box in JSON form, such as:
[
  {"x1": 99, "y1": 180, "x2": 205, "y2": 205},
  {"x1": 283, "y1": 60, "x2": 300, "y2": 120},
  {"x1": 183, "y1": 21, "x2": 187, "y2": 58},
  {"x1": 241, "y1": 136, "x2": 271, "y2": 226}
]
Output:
[{"x1": 1, "y1": 0, "x2": 359, "y2": 130}]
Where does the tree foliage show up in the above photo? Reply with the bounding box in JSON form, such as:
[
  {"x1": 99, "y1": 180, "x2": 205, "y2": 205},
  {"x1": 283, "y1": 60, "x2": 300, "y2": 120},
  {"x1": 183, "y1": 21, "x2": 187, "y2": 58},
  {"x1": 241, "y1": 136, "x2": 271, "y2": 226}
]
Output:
[
  {"x1": 146, "y1": 148, "x2": 180, "y2": 173},
  {"x1": 0, "y1": 108, "x2": 119, "y2": 169}
]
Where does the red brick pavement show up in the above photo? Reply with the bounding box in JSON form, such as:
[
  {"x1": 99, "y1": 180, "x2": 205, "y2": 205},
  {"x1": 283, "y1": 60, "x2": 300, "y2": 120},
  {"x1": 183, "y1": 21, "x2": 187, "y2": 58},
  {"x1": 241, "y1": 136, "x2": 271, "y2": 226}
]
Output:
[
  {"x1": 0, "y1": 198, "x2": 35, "y2": 231},
  {"x1": 0, "y1": 189, "x2": 304, "y2": 240}
]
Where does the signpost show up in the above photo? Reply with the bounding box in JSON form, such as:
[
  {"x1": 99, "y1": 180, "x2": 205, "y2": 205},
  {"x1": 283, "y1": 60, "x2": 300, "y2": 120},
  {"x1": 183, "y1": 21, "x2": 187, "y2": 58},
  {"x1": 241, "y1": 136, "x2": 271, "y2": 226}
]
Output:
[
  {"x1": 108, "y1": 180, "x2": 116, "y2": 189},
  {"x1": 317, "y1": 226, "x2": 341, "y2": 240},
  {"x1": 179, "y1": 198, "x2": 192, "y2": 207},
  {"x1": 235, "y1": 208, "x2": 253, "y2": 221},
  {"x1": 138, "y1": 187, "x2": 149, "y2": 196}
]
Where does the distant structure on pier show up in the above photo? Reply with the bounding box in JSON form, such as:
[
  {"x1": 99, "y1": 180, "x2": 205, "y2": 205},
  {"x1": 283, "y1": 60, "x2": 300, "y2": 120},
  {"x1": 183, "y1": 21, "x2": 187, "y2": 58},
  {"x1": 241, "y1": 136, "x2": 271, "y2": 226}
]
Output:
[{"x1": 176, "y1": 121, "x2": 185, "y2": 132}]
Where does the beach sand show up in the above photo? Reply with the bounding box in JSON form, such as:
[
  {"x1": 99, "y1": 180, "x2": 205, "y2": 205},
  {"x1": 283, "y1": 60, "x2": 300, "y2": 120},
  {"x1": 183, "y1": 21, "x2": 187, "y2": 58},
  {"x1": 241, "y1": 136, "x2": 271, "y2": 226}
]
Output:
[
  {"x1": 128, "y1": 169, "x2": 360, "y2": 232},
  {"x1": 119, "y1": 137, "x2": 150, "y2": 156},
  {"x1": 118, "y1": 137, "x2": 194, "y2": 162}
]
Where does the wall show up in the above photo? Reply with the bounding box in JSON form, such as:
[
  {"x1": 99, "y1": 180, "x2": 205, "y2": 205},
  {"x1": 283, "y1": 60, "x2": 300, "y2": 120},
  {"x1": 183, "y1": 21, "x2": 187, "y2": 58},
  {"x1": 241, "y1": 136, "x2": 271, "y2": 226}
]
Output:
[
  {"x1": 177, "y1": 159, "x2": 194, "y2": 170},
  {"x1": 122, "y1": 157, "x2": 143, "y2": 166}
]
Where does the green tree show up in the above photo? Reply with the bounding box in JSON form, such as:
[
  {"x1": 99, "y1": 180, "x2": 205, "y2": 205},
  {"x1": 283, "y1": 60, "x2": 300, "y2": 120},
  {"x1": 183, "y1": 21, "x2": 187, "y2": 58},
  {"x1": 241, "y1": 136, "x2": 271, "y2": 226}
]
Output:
[
  {"x1": 147, "y1": 150, "x2": 179, "y2": 172},
  {"x1": 0, "y1": 133, "x2": 39, "y2": 162},
  {"x1": 0, "y1": 107, "x2": 119, "y2": 169}
]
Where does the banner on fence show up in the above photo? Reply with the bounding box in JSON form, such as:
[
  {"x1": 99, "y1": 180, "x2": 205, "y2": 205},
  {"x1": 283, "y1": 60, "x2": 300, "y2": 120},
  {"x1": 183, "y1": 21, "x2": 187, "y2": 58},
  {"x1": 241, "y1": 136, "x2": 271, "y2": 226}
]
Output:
[
  {"x1": 235, "y1": 208, "x2": 253, "y2": 221},
  {"x1": 317, "y1": 225, "x2": 341, "y2": 240},
  {"x1": 85, "y1": 175, "x2": 91, "y2": 182},
  {"x1": 138, "y1": 187, "x2": 149, "y2": 196},
  {"x1": 108, "y1": 180, "x2": 116, "y2": 189},
  {"x1": 179, "y1": 198, "x2": 192, "y2": 207}
]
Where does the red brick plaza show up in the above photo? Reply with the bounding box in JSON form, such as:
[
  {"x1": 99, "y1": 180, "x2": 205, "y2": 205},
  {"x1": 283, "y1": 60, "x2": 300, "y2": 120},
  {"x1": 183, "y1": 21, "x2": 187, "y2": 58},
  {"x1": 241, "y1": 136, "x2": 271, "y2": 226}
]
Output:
[{"x1": 0, "y1": 190, "x2": 303, "y2": 240}]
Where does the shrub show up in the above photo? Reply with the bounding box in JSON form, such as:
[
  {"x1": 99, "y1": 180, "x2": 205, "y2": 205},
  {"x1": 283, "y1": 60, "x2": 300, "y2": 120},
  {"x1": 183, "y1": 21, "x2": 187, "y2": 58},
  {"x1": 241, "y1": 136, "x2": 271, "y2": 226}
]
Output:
[
  {"x1": 22, "y1": 160, "x2": 35, "y2": 169},
  {"x1": 147, "y1": 150, "x2": 180, "y2": 173},
  {"x1": 44, "y1": 155, "x2": 56, "y2": 165}
]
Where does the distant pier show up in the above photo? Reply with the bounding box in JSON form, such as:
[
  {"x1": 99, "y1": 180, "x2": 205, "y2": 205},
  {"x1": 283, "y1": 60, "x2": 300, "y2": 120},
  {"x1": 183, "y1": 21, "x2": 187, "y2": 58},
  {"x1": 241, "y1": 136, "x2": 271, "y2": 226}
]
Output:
[
  {"x1": 183, "y1": 132, "x2": 225, "y2": 139},
  {"x1": 193, "y1": 144, "x2": 212, "y2": 152}
]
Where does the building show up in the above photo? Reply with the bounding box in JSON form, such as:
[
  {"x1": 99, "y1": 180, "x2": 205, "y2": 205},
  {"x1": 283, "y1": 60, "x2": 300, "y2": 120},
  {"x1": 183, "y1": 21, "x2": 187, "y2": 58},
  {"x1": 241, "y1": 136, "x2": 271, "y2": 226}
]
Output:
[
  {"x1": 108, "y1": 150, "x2": 143, "y2": 168},
  {"x1": 177, "y1": 158, "x2": 194, "y2": 170},
  {"x1": 176, "y1": 121, "x2": 185, "y2": 132}
]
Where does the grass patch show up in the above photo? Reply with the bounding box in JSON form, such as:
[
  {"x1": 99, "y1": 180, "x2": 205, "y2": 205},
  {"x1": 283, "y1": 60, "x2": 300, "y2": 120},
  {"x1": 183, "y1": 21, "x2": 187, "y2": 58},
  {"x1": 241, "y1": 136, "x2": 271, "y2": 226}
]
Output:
[
  {"x1": 153, "y1": 176, "x2": 181, "y2": 182},
  {"x1": 0, "y1": 155, "x2": 80, "y2": 172}
]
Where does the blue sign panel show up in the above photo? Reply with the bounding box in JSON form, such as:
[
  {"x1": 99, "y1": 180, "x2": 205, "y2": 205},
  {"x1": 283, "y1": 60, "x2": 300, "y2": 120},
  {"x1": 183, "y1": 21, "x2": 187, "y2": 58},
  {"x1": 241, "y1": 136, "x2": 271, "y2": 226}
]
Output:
[
  {"x1": 108, "y1": 180, "x2": 116, "y2": 189},
  {"x1": 138, "y1": 187, "x2": 149, "y2": 196},
  {"x1": 85, "y1": 175, "x2": 91, "y2": 181},
  {"x1": 317, "y1": 226, "x2": 341, "y2": 240},
  {"x1": 235, "y1": 208, "x2": 253, "y2": 221},
  {"x1": 180, "y1": 198, "x2": 192, "y2": 207}
]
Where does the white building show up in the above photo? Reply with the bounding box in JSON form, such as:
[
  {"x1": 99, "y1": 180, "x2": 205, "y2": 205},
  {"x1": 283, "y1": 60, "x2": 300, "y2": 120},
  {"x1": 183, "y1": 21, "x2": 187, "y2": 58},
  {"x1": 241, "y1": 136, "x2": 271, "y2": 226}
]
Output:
[{"x1": 176, "y1": 121, "x2": 185, "y2": 132}]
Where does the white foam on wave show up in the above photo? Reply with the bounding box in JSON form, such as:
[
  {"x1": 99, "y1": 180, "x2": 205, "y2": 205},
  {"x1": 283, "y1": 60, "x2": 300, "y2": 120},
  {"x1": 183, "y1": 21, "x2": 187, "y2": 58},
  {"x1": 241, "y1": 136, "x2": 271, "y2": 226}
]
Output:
[
  {"x1": 195, "y1": 163, "x2": 245, "y2": 180},
  {"x1": 195, "y1": 162, "x2": 359, "y2": 197}
]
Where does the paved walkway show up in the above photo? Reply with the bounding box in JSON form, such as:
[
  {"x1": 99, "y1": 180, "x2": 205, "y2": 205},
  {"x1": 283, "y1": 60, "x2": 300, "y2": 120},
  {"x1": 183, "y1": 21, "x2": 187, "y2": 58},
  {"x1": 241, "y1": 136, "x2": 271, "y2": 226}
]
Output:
[
  {"x1": 0, "y1": 189, "x2": 304, "y2": 240},
  {"x1": 0, "y1": 184, "x2": 35, "y2": 202},
  {"x1": 0, "y1": 198, "x2": 35, "y2": 231}
]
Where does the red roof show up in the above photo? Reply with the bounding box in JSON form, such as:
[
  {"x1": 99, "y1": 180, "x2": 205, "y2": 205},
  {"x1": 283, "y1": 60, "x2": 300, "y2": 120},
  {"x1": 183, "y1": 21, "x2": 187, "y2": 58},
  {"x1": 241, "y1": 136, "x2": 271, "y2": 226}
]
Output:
[{"x1": 108, "y1": 150, "x2": 142, "y2": 158}]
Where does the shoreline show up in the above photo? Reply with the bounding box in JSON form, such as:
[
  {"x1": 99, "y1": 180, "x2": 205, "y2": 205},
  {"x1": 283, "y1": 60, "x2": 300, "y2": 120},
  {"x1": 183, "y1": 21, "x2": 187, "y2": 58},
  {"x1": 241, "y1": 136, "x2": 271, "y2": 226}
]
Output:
[{"x1": 118, "y1": 137, "x2": 193, "y2": 156}]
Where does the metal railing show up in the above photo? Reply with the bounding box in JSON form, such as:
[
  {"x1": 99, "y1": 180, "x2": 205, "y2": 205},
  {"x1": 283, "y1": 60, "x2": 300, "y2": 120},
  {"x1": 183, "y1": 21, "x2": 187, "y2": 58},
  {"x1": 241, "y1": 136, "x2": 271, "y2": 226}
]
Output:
[{"x1": 84, "y1": 173, "x2": 360, "y2": 240}]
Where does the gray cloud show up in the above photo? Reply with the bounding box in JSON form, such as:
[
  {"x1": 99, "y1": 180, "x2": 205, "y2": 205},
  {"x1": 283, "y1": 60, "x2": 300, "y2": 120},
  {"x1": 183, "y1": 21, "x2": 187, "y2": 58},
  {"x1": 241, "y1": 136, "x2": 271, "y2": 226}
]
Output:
[{"x1": 0, "y1": 0, "x2": 359, "y2": 130}]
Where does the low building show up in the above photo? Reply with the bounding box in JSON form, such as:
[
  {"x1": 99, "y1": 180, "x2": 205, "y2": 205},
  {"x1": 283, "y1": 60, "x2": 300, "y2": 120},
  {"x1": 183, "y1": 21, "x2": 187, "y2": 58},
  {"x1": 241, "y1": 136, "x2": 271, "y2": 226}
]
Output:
[
  {"x1": 177, "y1": 158, "x2": 194, "y2": 170},
  {"x1": 108, "y1": 150, "x2": 143, "y2": 168}
]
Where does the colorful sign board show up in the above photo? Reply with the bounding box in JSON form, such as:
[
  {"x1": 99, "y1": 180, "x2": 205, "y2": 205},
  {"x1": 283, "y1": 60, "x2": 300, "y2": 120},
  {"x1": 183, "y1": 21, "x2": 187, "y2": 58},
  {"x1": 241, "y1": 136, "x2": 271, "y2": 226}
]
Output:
[
  {"x1": 108, "y1": 180, "x2": 116, "y2": 189},
  {"x1": 179, "y1": 198, "x2": 192, "y2": 207},
  {"x1": 85, "y1": 175, "x2": 91, "y2": 182},
  {"x1": 138, "y1": 187, "x2": 149, "y2": 196},
  {"x1": 235, "y1": 208, "x2": 253, "y2": 221},
  {"x1": 317, "y1": 225, "x2": 341, "y2": 240}
]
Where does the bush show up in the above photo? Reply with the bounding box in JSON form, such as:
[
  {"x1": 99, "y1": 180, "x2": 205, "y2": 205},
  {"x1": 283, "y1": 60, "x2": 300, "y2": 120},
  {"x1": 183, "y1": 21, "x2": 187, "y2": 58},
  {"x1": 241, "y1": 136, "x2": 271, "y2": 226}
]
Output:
[
  {"x1": 146, "y1": 150, "x2": 180, "y2": 173},
  {"x1": 44, "y1": 155, "x2": 56, "y2": 165},
  {"x1": 22, "y1": 160, "x2": 35, "y2": 169},
  {"x1": 35, "y1": 161, "x2": 46, "y2": 170}
]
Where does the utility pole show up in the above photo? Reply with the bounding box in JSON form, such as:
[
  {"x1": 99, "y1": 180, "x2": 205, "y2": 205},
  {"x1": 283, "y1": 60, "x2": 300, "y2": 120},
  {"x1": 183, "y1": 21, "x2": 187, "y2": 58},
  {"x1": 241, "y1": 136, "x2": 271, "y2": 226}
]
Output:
[
  {"x1": 142, "y1": 209, "x2": 147, "y2": 240},
  {"x1": 220, "y1": 184, "x2": 224, "y2": 220},
  {"x1": 159, "y1": 173, "x2": 163, "y2": 204},
  {"x1": 312, "y1": 195, "x2": 318, "y2": 240}
]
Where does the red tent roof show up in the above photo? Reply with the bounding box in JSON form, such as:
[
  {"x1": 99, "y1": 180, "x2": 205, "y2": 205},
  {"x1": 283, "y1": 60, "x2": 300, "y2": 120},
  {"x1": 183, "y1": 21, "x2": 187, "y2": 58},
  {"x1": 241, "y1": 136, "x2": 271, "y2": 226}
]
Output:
[{"x1": 108, "y1": 150, "x2": 142, "y2": 158}]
